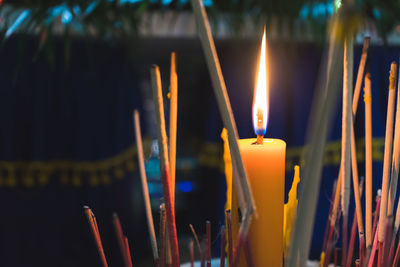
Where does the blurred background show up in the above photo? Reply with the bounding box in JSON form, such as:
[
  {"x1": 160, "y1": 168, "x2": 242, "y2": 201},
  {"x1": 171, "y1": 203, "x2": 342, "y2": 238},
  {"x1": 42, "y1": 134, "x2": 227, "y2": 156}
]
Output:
[{"x1": 0, "y1": 0, "x2": 400, "y2": 266}]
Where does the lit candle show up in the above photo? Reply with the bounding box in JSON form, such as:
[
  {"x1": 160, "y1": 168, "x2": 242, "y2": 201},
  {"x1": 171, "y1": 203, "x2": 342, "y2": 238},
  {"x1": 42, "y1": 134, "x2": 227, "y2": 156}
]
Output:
[{"x1": 238, "y1": 29, "x2": 286, "y2": 266}]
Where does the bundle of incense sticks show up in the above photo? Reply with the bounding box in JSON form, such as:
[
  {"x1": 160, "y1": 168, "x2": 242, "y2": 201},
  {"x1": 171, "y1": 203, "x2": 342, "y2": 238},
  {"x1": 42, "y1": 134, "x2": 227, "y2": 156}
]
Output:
[{"x1": 321, "y1": 55, "x2": 400, "y2": 267}]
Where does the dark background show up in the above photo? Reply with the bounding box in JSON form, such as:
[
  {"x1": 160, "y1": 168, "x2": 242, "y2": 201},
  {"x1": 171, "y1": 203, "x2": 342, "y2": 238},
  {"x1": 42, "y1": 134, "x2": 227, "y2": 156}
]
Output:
[{"x1": 0, "y1": 34, "x2": 397, "y2": 266}]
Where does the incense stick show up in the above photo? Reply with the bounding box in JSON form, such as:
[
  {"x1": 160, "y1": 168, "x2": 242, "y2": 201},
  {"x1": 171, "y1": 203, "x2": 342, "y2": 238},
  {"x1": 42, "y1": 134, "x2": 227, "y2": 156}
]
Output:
[
  {"x1": 392, "y1": 236, "x2": 400, "y2": 267},
  {"x1": 133, "y1": 110, "x2": 159, "y2": 262},
  {"x1": 189, "y1": 0, "x2": 256, "y2": 225},
  {"x1": 367, "y1": 225, "x2": 379, "y2": 267},
  {"x1": 244, "y1": 236, "x2": 255, "y2": 267},
  {"x1": 151, "y1": 65, "x2": 180, "y2": 267},
  {"x1": 220, "y1": 227, "x2": 226, "y2": 267},
  {"x1": 372, "y1": 192, "x2": 382, "y2": 239},
  {"x1": 169, "y1": 52, "x2": 178, "y2": 202},
  {"x1": 226, "y1": 210, "x2": 233, "y2": 267},
  {"x1": 159, "y1": 204, "x2": 166, "y2": 267},
  {"x1": 83, "y1": 206, "x2": 109, "y2": 267},
  {"x1": 352, "y1": 36, "x2": 370, "y2": 114},
  {"x1": 378, "y1": 62, "x2": 397, "y2": 245},
  {"x1": 364, "y1": 72, "x2": 373, "y2": 248},
  {"x1": 189, "y1": 239, "x2": 195, "y2": 267},
  {"x1": 124, "y1": 236, "x2": 133, "y2": 267},
  {"x1": 388, "y1": 61, "x2": 400, "y2": 216},
  {"x1": 206, "y1": 221, "x2": 211, "y2": 267},
  {"x1": 113, "y1": 213, "x2": 130, "y2": 267},
  {"x1": 189, "y1": 224, "x2": 204, "y2": 266},
  {"x1": 345, "y1": 177, "x2": 364, "y2": 267}
]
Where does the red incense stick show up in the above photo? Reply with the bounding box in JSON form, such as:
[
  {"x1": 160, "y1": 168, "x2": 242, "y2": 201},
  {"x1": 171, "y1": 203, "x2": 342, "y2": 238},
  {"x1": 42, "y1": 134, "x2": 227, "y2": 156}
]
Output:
[
  {"x1": 220, "y1": 227, "x2": 226, "y2": 267},
  {"x1": 151, "y1": 65, "x2": 180, "y2": 267},
  {"x1": 244, "y1": 236, "x2": 255, "y2": 267},
  {"x1": 83, "y1": 206, "x2": 109, "y2": 267},
  {"x1": 231, "y1": 230, "x2": 247, "y2": 267},
  {"x1": 206, "y1": 221, "x2": 211, "y2": 267},
  {"x1": 113, "y1": 213, "x2": 130, "y2": 267},
  {"x1": 124, "y1": 236, "x2": 133, "y2": 267},
  {"x1": 372, "y1": 194, "x2": 382, "y2": 238},
  {"x1": 392, "y1": 237, "x2": 400, "y2": 267},
  {"x1": 160, "y1": 204, "x2": 167, "y2": 267},
  {"x1": 342, "y1": 214, "x2": 349, "y2": 267},
  {"x1": 345, "y1": 212, "x2": 358, "y2": 267},
  {"x1": 322, "y1": 181, "x2": 338, "y2": 252},
  {"x1": 334, "y1": 248, "x2": 340, "y2": 267},
  {"x1": 367, "y1": 226, "x2": 379, "y2": 267}
]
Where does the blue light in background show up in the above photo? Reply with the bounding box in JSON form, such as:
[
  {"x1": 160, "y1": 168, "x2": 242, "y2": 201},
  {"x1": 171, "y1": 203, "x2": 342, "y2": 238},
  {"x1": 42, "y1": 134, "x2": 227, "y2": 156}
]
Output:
[
  {"x1": 5, "y1": 10, "x2": 30, "y2": 38},
  {"x1": 178, "y1": 181, "x2": 194, "y2": 192},
  {"x1": 61, "y1": 10, "x2": 73, "y2": 24}
]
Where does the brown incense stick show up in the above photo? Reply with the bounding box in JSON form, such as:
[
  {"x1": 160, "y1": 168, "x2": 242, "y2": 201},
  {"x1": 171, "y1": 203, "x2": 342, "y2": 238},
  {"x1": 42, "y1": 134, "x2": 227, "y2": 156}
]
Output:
[
  {"x1": 226, "y1": 210, "x2": 233, "y2": 266},
  {"x1": 151, "y1": 65, "x2": 180, "y2": 267},
  {"x1": 379, "y1": 63, "x2": 397, "y2": 246},
  {"x1": 134, "y1": 110, "x2": 159, "y2": 262},
  {"x1": 206, "y1": 221, "x2": 211, "y2": 267},
  {"x1": 189, "y1": 239, "x2": 195, "y2": 267},
  {"x1": 169, "y1": 51, "x2": 178, "y2": 202},
  {"x1": 83, "y1": 206, "x2": 109, "y2": 267},
  {"x1": 220, "y1": 227, "x2": 226, "y2": 267},
  {"x1": 189, "y1": 224, "x2": 204, "y2": 266},
  {"x1": 364, "y1": 72, "x2": 373, "y2": 248},
  {"x1": 124, "y1": 236, "x2": 133, "y2": 267},
  {"x1": 189, "y1": 0, "x2": 256, "y2": 226},
  {"x1": 160, "y1": 204, "x2": 166, "y2": 267},
  {"x1": 388, "y1": 62, "x2": 400, "y2": 216},
  {"x1": 113, "y1": 213, "x2": 130, "y2": 267}
]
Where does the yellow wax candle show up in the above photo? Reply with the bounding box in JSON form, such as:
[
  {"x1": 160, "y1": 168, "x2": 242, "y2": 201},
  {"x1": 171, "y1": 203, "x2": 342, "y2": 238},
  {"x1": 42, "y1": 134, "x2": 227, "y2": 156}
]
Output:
[{"x1": 238, "y1": 138, "x2": 286, "y2": 266}]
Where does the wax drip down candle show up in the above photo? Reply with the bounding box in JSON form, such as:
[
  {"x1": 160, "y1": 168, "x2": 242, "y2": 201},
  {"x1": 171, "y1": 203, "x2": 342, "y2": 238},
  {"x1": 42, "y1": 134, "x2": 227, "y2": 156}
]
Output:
[{"x1": 238, "y1": 29, "x2": 286, "y2": 267}]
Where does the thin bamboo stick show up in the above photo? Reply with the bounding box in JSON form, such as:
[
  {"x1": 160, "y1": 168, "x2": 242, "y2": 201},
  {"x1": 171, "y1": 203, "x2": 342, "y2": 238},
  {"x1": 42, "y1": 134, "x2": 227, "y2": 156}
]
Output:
[
  {"x1": 287, "y1": 15, "x2": 344, "y2": 266},
  {"x1": 169, "y1": 52, "x2": 178, "y2": 202},
  {"x1": 151, "y1": 65, "x2": 180, "y2": 267},
  {"x1": 189, "y1": 0, "x2": 256, "y2": 224},
  {"x1": 378, "y1": 62, "x2": 397, "y2": 245},
  {"x1": 388, "y1": 62, "x2": 400, "y2": 216},
  {"x1": 341, "y1": 36, "x2": 353, "y2": 267},
  {"x1": 364, "y1": 72, "x2": 373, "y2": 248},
  {"x1": 392, "y1": 236, "x2": 400, "y2": 267},
  {"x1": 134, "y1": 110, "x2": 159, "y2": 262}
]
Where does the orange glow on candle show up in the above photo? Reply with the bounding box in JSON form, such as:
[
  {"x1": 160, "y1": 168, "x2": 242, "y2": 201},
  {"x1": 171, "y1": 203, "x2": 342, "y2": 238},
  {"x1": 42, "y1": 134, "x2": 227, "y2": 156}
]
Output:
[{"x1": 253, "y1": 29, "x2": 269, "y2": 136}]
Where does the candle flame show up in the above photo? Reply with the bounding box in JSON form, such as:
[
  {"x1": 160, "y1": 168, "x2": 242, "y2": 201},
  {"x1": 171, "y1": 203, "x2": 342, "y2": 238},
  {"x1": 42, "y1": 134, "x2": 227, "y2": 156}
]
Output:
[{"x1": 253, "y1": 29, "x2": 269, "y2": 136}]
